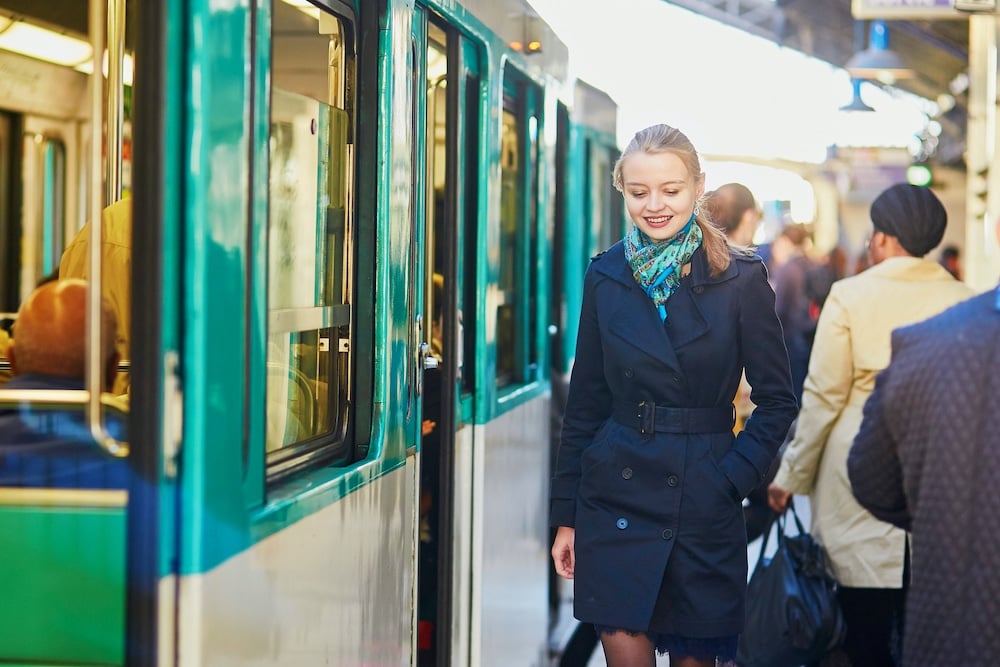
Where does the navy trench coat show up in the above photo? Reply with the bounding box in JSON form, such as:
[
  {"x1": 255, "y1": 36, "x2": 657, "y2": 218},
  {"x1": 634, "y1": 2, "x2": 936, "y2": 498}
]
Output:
[{"x1": 551, "y1": 242, "x2": 797, "y2": 638}]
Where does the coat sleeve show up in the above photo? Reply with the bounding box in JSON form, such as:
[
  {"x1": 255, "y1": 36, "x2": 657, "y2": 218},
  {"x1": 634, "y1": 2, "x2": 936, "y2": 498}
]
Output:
[
  {"x1": 550, "y1": 267, "x2": 614, "y2": 528},
  {"x1": 773, "y1": 283, "x2": 853, "y2": 494},
  {"x1": 848, "y1": 332, "x2": 912, "y2": 530},
  {"x1": 723, "y1": 260, "x2": 799, "y2": 499}
]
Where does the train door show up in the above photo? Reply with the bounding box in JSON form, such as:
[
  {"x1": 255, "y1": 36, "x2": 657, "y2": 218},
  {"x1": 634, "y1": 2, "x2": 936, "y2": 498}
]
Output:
[
  {"x1": 0, "y1": 112, "x2": 80, "y2": 313},
  {"x1": 412, "y1": 9, "x2": 480, "y2": 666},
  {"x1": 18, "y1": 118, "x2": 80, "y2": 292}
]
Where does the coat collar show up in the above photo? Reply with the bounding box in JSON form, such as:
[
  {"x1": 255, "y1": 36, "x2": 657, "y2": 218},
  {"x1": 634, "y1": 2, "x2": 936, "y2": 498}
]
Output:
[
  {"x1": 591, "y1": 242, "x2": 739, "y2": 372},
  {"x1": 865, "y1": 255, "x2": 958, "y2": 283}
]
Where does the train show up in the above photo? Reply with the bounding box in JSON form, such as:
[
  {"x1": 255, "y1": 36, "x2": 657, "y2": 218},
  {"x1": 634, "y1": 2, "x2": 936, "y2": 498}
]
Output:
[{"x1": 0, "y1": 0, "x2": 624, "y2": 665}]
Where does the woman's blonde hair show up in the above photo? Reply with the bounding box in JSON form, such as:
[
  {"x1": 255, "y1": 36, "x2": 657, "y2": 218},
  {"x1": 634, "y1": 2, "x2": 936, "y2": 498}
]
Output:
[{"x1": 613, "y1": 124, "x2": 731, "y2": 275}]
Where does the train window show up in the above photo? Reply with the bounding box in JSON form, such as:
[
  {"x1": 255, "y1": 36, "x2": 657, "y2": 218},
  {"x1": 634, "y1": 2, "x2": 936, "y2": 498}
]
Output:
[
  {"x1": 496, "y1": 74, "x2": 540, "y2": 389},
  {"x1": 266, "y1": 0, "x2": 354, "y2": 472}
]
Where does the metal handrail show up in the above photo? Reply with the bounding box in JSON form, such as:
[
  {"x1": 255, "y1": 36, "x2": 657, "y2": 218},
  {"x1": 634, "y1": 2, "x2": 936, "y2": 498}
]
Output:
[
  {"x1": 0, "y1": 357, "x2": 130, "y2": 373},
  {"x1": 84, "y1": 0, "x2": 124, "y2": 456}
]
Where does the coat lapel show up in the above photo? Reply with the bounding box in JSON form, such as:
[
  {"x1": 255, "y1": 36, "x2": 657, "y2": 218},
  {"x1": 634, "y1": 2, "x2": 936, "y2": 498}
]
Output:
[
  {"x1": 596, "y1": 245, "x2": 683, "y2": 372},
  {"x1": 668, "y1": 249, "x2": 737, "y2": 348}
]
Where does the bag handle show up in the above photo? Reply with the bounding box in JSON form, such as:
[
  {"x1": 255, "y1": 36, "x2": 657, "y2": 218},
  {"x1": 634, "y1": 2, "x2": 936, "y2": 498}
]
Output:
[
  {"x1": 751, "y1": 497, "x2": 805, "y2": 570},
  {"x1": 786, "y1": 497, "x2": 807, "y2": 535}
]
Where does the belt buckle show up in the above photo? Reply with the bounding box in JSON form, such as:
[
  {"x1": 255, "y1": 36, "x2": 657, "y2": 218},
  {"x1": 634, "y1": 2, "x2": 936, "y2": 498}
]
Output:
[{"x1": 638, "y1": 400, "x2": 655, "y2": 435}]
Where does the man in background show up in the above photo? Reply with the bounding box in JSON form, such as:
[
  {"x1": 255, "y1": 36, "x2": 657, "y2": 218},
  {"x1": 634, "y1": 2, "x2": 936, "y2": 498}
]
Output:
[
  {"x1": 0, "y1": 279, "x2": 127, "y2": 488},
  {"x1": 848, "y1": 217, "x2": 1000, "y2": 667},
  {"x1": 937, "y1": 243, "x2": 962, "y2": 280},
  {"x1": 59, "y1": 197, "x2": 131, "y2": 395}
]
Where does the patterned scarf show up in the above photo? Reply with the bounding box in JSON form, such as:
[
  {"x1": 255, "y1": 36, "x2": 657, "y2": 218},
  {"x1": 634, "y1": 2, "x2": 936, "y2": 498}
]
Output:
[{"x1": 624, "y1": 213, "x2": 703, "y2": 321}]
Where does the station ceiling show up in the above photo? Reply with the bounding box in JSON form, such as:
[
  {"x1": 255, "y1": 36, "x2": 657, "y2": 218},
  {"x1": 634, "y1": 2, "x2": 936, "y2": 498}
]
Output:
[
  {"x1": 667, "y1": 0, "x2": 969, "y2": 104},
  {"x1": 4, "y1": 0, "x2": 970, "y2": 107},
  {"x1": 666, "y1": 0, "x2": 971, "y2": 164}
]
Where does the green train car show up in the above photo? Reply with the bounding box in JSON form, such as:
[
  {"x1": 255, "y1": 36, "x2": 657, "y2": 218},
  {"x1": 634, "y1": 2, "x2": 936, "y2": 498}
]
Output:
[{"x1": 0, "y1": 0, "x2": 622, "y2": 664}]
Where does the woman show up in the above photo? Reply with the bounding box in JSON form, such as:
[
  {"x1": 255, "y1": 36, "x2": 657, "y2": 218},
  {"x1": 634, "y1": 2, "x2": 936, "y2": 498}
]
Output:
[{"x1": 550, "y1": 124, "x2": 797, "y2": 667}]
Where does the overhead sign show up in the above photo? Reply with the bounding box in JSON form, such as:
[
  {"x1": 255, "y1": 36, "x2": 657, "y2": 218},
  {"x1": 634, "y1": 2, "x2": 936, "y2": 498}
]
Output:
[
  {"x1": 953, "y1": 0, "x2": 998, "y2": 11},
  {"x1": 851, "y1": 0, "x2": 967, "y2": 19}
]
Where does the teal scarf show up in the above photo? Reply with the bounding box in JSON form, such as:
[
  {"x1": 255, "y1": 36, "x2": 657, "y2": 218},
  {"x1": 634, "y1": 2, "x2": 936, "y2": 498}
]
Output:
[{"x1": 624, "y1": 214, "x2": 703, "y2": 321}]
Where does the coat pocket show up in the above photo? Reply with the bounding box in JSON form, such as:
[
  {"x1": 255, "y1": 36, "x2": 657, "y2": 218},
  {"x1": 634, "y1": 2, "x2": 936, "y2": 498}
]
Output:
[
  {"x1": 706, "y1": 435, "x2": 742, "y2": 505},
  {"x1": 580, "y1": 419, "x2": 617, "y2": 476}
]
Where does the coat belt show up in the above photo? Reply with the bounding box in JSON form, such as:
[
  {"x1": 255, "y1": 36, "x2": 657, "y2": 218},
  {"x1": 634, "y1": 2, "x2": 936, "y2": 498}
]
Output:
[{"x1": 612, "y1": 401, "x2": 735, "y2": 435}]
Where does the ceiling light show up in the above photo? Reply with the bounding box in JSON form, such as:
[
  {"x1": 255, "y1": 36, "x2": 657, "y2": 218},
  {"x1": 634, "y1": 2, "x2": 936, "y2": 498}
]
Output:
[
  {"x1": 840, "y1": 79, "x2": 875, "y2": 112},
  {"x1": 75, "y1": 51, "x2": 135, "y2": 86},
  {"x1": 846, "y1": 20, "x2": 914, "y2": 85},
  {"x1": 0, "y1": 20, "x2": 91, "y2": 67},
  {"x1": 280, "y1": 0, "x2": 320, "y2": 20}
]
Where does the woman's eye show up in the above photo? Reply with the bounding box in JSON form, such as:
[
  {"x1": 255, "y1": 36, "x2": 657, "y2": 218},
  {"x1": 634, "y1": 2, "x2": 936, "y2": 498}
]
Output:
[
  {"x1": 664, "y1": 190, "x2": 678, "y2": 196},
  {"x1": 629, "y1": 192, "x2": 646, "y2": 198}
]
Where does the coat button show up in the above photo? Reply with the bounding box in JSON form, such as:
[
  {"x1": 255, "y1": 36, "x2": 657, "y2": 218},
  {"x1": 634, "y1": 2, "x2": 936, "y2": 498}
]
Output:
[
  {"x1": 671, "y1": 374, "x2": 682, "y2": 383},
  {"x1": 621, "y1": 467, "x2": 633, "y2": 480},
  {"x1": 666, "y1": 475, "x2": 679, "y2": 487},
  {"x1": 616, "y1": 518, "x2": 629, "y2": 530},
  {"x1": 661, "y1": 528, "x2": 674, "y2": 540},
  {"x1": 693, "y1": 285, "x2": 704, "y2": 294},
  {"x1": 624, "y1": 368, "x2": 634, "y2": 378}
]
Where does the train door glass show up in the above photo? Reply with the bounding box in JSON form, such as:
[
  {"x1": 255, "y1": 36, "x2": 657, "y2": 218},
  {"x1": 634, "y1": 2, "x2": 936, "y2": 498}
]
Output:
[
  {"x1": 496, "y1": 72, "x2": 540, "y2": 389},
  {"x1": 417, "y1": 19, "x2": 446, "y2": 665},
  {"x1": 266, "y1": 0, "x2": 355, "y2": 476}
]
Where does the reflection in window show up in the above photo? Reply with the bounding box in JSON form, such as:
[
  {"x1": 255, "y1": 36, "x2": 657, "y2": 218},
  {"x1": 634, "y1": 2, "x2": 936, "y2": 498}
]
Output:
[
  {"x1": 496, "y1": 108, "x2": 520, "y2": 386},
  {"x1": 267, "y1": 1, "x2": 353, "y2": 466},
  {"x1": 589, "y1": 141, "x2": 614, "y2": 256}
]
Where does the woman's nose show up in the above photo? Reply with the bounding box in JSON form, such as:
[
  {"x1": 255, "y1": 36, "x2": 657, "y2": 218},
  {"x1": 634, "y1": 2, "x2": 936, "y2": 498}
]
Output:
[{"x1": 646, "y1": 192, "x2": 665, "y2": 210}]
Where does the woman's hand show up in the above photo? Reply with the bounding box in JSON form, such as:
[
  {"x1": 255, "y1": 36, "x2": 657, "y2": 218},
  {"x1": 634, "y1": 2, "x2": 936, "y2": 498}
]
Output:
[
  {"x1": 551, "y1": 526, "x2": 576, "y2": 579},
  {"x1": 767, "y1": 483, "x2": 792, "y2": 513}
]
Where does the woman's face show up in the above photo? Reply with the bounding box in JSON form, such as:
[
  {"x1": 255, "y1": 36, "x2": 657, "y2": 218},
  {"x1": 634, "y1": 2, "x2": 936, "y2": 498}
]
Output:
[{"x1": 620, "y1": 150, "x2": 704, "y2": 242}]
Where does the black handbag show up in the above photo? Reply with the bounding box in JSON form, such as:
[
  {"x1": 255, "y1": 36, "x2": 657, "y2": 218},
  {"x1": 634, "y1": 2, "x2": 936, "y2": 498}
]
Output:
[{"x1": 737, "y1": 499, "x2": 846, "y2": 667}]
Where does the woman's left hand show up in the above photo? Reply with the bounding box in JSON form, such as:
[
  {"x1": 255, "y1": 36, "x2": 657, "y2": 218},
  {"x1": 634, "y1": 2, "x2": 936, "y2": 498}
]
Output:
[{"x1": 551, "y1": 526, "x2": 576, "y2": 579}]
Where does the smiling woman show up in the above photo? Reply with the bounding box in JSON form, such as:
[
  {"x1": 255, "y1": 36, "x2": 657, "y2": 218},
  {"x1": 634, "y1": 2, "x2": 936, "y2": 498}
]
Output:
[
  {"x1": 619, "y1": 150, "x2": 703, "y2": 243},
  {"x1": 551, "y1": 122, "x2": 797, "y2": 667}
]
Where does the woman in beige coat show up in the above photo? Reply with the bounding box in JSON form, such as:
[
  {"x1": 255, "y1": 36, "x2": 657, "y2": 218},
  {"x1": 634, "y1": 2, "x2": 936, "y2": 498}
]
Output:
[{"x1": 768, "y1": 183, "x2": 974, "y2": 667}]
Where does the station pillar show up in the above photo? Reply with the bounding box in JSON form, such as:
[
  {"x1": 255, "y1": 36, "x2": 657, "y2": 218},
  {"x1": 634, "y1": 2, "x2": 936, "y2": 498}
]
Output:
[{"x1": 966, "y1": 14, "x2": 1000, "y2": 289}]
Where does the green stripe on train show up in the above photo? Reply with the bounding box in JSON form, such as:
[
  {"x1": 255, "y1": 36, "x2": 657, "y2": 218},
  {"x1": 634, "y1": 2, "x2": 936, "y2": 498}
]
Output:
[{"x1": 0, "y1": 501, "x2": 124, "y2": 665}]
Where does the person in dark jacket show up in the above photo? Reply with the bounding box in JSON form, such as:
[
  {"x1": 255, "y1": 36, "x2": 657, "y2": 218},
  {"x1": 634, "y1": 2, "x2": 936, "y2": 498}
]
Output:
[
  {"x1": 848, "y1": 222, "x2": 1000, "y2": 667},
  {"x1": 0, "y1": 279, "x2": 128, "y2": 488},
  {"x1": 549, "y1": 124, "x2": 797, "y2": 667}
]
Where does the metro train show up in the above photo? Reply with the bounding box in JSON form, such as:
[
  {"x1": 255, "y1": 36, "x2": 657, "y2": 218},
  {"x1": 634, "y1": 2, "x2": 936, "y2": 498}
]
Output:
[{"x1": 0, "y1": 0, "x2": 623, "y2": 665}]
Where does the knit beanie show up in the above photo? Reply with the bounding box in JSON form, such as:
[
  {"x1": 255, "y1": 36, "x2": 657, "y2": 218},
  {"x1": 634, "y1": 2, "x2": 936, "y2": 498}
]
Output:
[{"x1": 869, "y1": 183, "x2": 947, "y2": 257}]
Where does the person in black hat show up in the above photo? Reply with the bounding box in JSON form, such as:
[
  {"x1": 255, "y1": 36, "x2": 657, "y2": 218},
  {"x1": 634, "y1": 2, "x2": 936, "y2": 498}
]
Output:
[
  {"x1": 868, "y1": 183, "x2": 953, "y2": 261},
  {"x1": 767, "y1": 183, "x2": 974, "y2": 667}
]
